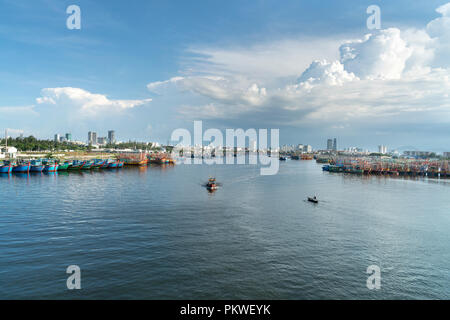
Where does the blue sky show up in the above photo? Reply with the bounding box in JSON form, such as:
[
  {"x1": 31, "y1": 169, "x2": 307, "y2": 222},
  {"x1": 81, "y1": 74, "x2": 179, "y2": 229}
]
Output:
[{"x1": 1, "y1": 0, "x2": 450, "y2": 151}]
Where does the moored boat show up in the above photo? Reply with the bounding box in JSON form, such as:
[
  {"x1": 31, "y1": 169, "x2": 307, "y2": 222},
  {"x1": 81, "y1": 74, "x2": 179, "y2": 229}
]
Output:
[
  {"x1": 12, "y1": 162, "x2": 31, "y2": 173},
  {"x1": 68, "y1": 160, "x2": 85, "y2": 170},
  {"x1": 80, "y1": 161, "x2": 94, "y2": 170},
  {"x1": 0, "y1": 161, "x2": 13, "y2": 174},
  {"x1": 107, "y1": 161, "x2": 119, "y2": 168},
  {"x1": 43, "y1": 163, "x2": 58, "y2": 172},
  {"x1": 57, "y1": 161, "x2": 70, "y2": 171},
  {"x1": 92, "y1": 159, "x2": 107, "y2": 169},
  {"x1": 30, "y1": 161, "x2": 44, "y2": 172}
]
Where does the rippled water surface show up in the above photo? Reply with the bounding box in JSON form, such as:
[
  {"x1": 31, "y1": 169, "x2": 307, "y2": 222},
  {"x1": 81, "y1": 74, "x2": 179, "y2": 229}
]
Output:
[{"x1": 1, "y1": 159, "x2": 450, "y2": 299}]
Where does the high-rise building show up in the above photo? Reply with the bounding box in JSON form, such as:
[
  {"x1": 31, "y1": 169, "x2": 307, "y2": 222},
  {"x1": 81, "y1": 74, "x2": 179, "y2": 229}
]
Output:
[
  {"x1": 97, "y1": 137, "x2": 107, "y2": 145},
  {"x1": 54, "y1": 134, "x2": 60, "y2": 142},
  {"x1": 88, "y1": 131, "x2": 97, "y2": 145},
  {"x1": 65, "y1": 133, "x2": 72, "y2": 141},
  {"x1": 108, "y1": 130, "x2": 116, "y2": 144},
  {"x1": 333, "y1": 138, "x2": 337, "y2": 151},
  {"x1": 378, "y1": 145, "x2": 387, "y2": 154},
  {"x1": 327, "y1": 139, "x2": 333, "y2": 150}
]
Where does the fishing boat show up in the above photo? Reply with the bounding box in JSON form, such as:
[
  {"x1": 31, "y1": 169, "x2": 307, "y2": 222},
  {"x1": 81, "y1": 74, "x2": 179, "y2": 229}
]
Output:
[
  {"x1": 43, "y1": 163, "x2": 58, "y2": 172},
  {"x1": 57, "y1": 161, "x2": 70, "y2": 171},
  {"x1": 279, "y1": 156, "x2": 287, "y2": 161},
  {"x1": 308, "y1": 196, "x2": 319, "y2": 203},
  {"x1": 12, "y1": 162, "x2": 31, "y2": 173},
  {"x1": 30, "y1": 160, "x2": 44, "y2": 172},
  {"x1": 91, "y1": 159, "x2": 107, "y2": 169},
  {"x1": 205, "y1": 177, "x2": 218, "y2": 191},
  {"x1": 117, "y1": 161, "x2": 124, "y2": 168},
  {"x1": 119, "y1": 152, "x2": 148, "y2": 166},
  {"x1": 80, "y1": 161, "x2": 94, "y2": 170},
  {"x1": 68, "y1": 160, "x2": 85, "y2": 170},
  {"x1": 107, "y1": 161, "x2": 119, "y2": 168},
  {"x1": 0, "y1": 161, "x2": 13, "y2": 174}
]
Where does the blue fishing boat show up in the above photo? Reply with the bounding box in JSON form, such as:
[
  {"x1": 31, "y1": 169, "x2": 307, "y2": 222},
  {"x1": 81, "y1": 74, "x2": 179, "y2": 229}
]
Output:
[
  {"x1": 117, "y1": 161, "x2": 124, "y2": 168},
  {"x1": 0, "y1": 161, "x2": 13, "y2": 174},
  {"x1": 43, "y1": 163, "x2": 58, "y2": 172},
  {"x1": 13, "y1": 162, "x2": 31, "y2": 173},
  {"x1": 92, "y1": 159, "x2": 107, "y2": 169},
  {"x1": 30, "y1": 160, "x2": 44, "y2": 172},
  {"x1": 107, "y1": 161, "x2": 119, "y2": 168}
]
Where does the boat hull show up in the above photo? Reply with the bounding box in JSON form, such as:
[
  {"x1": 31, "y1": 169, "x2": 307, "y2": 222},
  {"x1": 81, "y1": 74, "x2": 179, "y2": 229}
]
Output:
[
  {"x1": 30, "y1": 165, "x2": 44, "y2": 172},
  {"x1": 0, "y1": 165, "x2": 13, "y2": 174},
  {"x1": 57, "y1": 163, "x2": 70, "y2": 170},
  {"x1": 107, "y1": 162, "x2": 119, "y2": 168},
  {"x1": 43, "y1": 164, "x2": 58, "y2": 172},
  {"x1": 13, "y1": 164, "x2": 31, "y2": 173}
]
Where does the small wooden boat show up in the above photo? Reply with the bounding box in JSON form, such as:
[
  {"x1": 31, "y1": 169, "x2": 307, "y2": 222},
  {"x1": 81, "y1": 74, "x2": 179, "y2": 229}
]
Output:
[
  {"x1": 308, "y1": 196, "x2": 319, "y2": 204},
  {"x1": 279, "y1": 156, "x2": 287, "y2": 161},
  {"x1": 206, "y1": 177, "x2": 218, "y2": 191}
]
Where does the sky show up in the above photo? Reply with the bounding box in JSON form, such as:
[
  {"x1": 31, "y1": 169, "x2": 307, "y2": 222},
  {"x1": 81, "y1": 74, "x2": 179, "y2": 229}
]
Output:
[{"x1": 1, "y1": 0, "x2": 450, "y2": 151}]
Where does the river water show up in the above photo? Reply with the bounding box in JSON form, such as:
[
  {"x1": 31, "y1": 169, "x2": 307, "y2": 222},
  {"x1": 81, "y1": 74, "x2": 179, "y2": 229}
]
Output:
[{"x1": 1, "y1": 158, "x2": 450, "y2": 299}]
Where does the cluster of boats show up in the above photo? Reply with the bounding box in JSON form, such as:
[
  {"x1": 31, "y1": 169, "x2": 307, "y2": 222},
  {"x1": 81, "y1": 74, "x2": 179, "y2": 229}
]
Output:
[{"x1": 0, "y1": 159, "x2": 124, "y2": 174}]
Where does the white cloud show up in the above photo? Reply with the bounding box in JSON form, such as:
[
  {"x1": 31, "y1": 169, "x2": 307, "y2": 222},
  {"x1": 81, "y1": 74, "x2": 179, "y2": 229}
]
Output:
[
  {"x1": 36, "y1": 87, "x2": 152, "y2": 116},
  {"x1": 0, "y1": 105, "x2": 37, "y2": 115},
  {"x1": 148, "y1": 2, "x2": 450, "y2": 135},
  {"x1": 339, "y1": 28, "x2": 412, "y2": 80},
  {"x1": 185, "y1": 37, "x2": 343, "y2": 80}
]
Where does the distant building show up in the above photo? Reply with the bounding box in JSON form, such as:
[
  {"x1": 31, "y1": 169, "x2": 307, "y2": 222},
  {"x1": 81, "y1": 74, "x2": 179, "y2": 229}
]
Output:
[
  {"x1": 327, "y1": 139, "x2": 333, "y2": 150},
  {"x1": 404, "y1": 151, "x2": 433, "y2": 158},
  {"x1": 88, "y1": 131, "x2": 97, "y2": 145},
  {"x1": 333, "y1": 138, "x2": 337, "y2": 151},
  {"x1": 108, "y1": 130, "x2": 116, "y2": 144},
  {"x1": 54, "y1": 134, "x2": 60, "y2": 142},
  {"x1": 378, "y1": 145, "x2": 388, "y2": 154},
  {"x1": 97, "y1": 137, "x2": 107, "y2": 145},
  {"x1": 443, "y1": 152, "x2": 450, "y2": 158},
  {"x1": 65, "y1": 133, "x2": 72, "y2": 141}
]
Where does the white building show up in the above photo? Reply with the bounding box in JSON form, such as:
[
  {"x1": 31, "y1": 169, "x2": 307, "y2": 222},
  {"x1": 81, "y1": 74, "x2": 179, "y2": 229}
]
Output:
[
  {"x1": 0, "y1": 146, "x2": 18, "y2": 159},
  {"x1": 378, "y1": 145, "x2": 388, "y2": 154}
]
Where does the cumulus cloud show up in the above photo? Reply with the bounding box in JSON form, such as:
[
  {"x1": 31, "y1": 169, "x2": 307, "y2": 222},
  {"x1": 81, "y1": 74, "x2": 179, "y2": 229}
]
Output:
[
  {"x1": 339, "y1": 28, "x2": 412, "y2": 80},
  {"x1": 36, "y1": 87, "x2": 152, "y2": 116},
  {"x1": 147, "y1": 1, "x2": 450, "y2": 145}
]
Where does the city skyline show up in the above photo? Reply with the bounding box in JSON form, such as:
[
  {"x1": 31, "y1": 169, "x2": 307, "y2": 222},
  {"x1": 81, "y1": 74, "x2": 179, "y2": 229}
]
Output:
[{"x1": 1, "y1": 1, "x2": 450, "y2": 151}]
